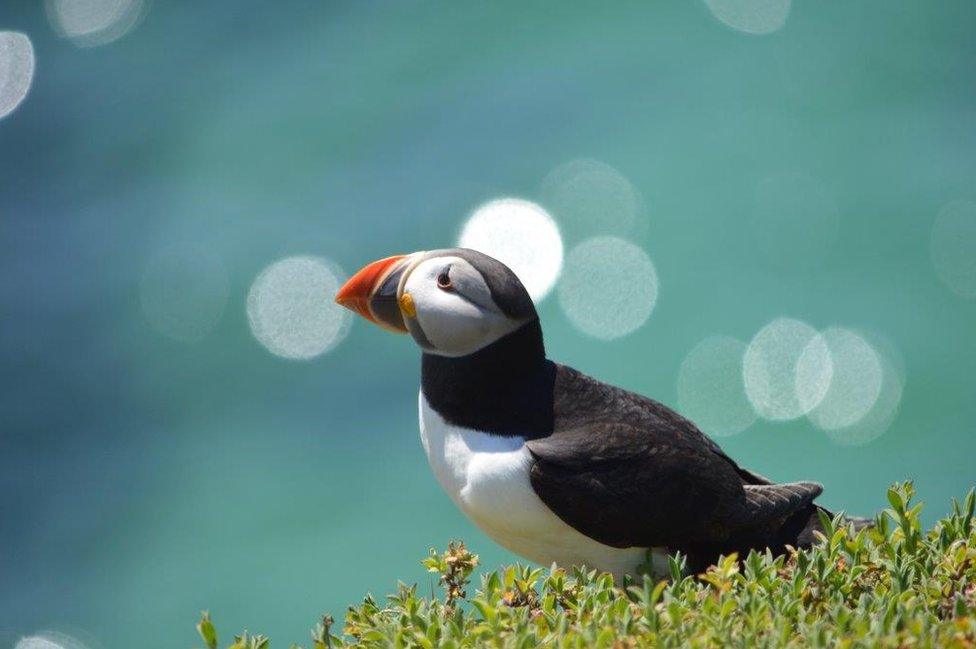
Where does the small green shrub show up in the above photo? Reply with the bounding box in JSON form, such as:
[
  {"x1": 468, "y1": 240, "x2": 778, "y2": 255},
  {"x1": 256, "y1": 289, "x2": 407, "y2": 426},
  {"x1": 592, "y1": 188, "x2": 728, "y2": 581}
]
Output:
[{"x1": 196, "y1": 483, "x2": 976, "y2": 647}]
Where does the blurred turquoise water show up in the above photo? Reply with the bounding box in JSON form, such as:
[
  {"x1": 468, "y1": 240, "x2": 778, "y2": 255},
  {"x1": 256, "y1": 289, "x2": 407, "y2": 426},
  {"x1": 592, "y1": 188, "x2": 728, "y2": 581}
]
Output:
[{"x1": 1, "y1": 1, "x2": 975, "y2": 647}]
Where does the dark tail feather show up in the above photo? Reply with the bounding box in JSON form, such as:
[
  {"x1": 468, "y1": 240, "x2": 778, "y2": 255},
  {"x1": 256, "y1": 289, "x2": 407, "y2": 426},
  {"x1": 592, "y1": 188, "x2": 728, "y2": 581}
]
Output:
[
  {"x1": 682, "y1": 504, "x2": 873, "y2": 574},
  {"x1": 781, "y1": 504, "x2": 873, "y2": 549}
]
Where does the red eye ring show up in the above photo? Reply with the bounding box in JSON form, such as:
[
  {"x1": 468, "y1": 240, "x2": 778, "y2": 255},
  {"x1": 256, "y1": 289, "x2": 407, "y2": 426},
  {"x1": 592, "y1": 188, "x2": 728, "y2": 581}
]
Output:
[{"x1": 437, "y1": 270, "x2": 452, "y2": 289}]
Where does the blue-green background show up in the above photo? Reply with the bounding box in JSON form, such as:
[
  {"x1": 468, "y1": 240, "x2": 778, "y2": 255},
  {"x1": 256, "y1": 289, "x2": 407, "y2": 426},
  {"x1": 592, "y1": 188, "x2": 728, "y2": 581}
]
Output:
[{"x1": 2, "y1": 1, "x2": 974, "y2": 647}]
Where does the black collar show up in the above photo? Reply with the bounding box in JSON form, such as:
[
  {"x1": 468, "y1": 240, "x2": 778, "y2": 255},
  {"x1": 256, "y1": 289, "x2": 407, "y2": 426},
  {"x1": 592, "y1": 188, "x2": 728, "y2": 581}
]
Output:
[{"x1": 420, "y1": 320, "x2": 555, "y2": 438}]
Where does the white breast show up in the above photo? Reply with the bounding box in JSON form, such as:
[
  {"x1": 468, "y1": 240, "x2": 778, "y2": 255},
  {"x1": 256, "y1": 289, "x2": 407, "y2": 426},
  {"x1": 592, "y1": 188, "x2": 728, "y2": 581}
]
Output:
[{"x1": 418, "y1": 392, "x2": 665, "y2": 579}]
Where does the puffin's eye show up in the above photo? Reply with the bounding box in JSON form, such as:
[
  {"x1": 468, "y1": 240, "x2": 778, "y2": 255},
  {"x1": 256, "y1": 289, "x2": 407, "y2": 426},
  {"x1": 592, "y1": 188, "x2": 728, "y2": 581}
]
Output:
[{"x1": 436, "y1": 269, "x2": 453, "y2": 290}]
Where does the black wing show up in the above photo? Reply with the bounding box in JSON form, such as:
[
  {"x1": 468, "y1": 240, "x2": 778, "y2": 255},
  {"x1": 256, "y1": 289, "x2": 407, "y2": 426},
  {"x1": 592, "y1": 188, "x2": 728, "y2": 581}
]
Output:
[{"x1": 525, "y1": 365, "x2": 822, "y2": 549}]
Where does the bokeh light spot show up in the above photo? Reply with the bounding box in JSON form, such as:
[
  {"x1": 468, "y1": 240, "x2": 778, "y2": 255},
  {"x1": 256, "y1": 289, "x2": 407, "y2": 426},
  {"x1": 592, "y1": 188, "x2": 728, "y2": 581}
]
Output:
[
  {"x1": 458, "y1": 197, "x2": 564, "y2": 302},
  {"x1": 677, "y1": 335, "x2": 756, "y2": 437},
  {"x1": 823, "y1": 348, "x2": 904, "y2": 446},
  {"x1": 247, "y1": 256, "x2": 351, "y2": 360},
  {"x1": 805, "y1": 328, "x2": 883, "y2": 431},
  {"x1": 45, "y1": 0, "x2": 147, "y2": 47},
  {"x1": 930, "y1": 200, "x2": 976, "y2": 299},
  {"x1": 557, "y1": 236, "x2": 657, "y2": 340},
  {"x1": 540, "y1": 159, "x2": 644, "y2": 240},
  {"x1": 704, "y1": 0, "x2": 791, "y2": 35},
  {"x1": 750, "y1": 172, "x2": 840, "y2": 267},
  {"x1": 743, "y1": 317, "x2": 833, "y2": 421},
  {"x1": 15, "y1": 632, "x2": 89, "y2": 649},
  {"x1": 140, "y1": 242, "x2": 229, "y2": 342},
  {"x1": 0, "y1": 32, "x2": 35, "y2": 120}
]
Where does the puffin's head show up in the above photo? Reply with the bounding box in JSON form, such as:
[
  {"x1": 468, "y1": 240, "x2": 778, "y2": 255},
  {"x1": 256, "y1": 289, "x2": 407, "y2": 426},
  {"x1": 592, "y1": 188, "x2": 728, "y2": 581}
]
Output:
[{"x1": 335, "y1": 249, "x2": 536, "y2": 357}]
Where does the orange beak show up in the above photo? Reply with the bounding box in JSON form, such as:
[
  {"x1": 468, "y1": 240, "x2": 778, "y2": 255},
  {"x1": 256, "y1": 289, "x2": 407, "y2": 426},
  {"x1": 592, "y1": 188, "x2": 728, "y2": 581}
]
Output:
[{"x1": 335, "y1": 254, "x2": 413, "y2": 332}]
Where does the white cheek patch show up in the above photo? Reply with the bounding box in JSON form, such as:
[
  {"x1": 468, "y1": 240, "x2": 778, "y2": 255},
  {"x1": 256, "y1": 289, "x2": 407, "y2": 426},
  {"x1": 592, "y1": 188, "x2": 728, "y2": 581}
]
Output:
[
  {"x1": 415, "y1": 295, "x2": 487, "y2": 354},
  {"x1": 449, "y1": 265, "x2": 496, "y2": 312},
  {"x1": 404, "y1": 256, "x2": 524, "y2": 357}
]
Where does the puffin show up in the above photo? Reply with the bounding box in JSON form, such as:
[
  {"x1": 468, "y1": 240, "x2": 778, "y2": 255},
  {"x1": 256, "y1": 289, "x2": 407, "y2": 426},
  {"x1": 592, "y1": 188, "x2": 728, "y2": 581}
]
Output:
[{"x1": 335, "y1": 248, "x2": 867, "y2": 577}]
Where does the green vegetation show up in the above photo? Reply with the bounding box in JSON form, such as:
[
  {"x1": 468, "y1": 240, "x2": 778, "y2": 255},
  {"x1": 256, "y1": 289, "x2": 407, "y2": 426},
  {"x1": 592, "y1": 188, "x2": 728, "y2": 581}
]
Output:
[{"x1": 196, "y1": 483, "x2": 976, "y2": 647}]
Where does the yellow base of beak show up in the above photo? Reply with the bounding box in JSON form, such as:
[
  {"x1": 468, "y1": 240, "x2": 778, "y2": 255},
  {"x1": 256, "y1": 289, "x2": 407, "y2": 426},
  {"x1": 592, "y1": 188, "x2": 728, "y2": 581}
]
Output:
[{"x1": 399, "y1": 292, "x2": 416, "y2": 318}]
